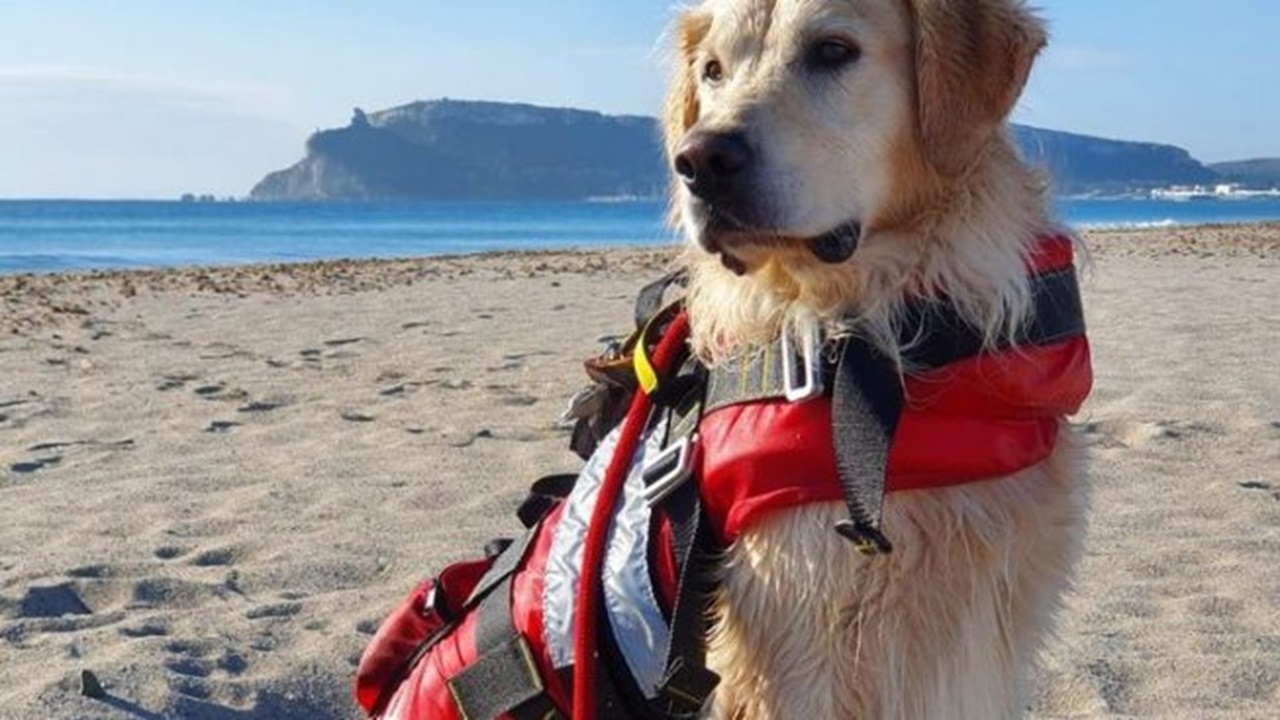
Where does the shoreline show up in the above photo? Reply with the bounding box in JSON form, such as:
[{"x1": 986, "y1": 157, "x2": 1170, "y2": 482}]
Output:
[
  {"x1": 2, "y1": 216, "x2": 1280, "y2": 281},
  {"x1": 2, "y1": 219, "x2": 1278, "y2": 280}
]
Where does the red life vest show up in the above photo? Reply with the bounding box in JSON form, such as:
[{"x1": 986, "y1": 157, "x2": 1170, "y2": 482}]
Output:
[{"x1": 356, "y1": 236, "x2": 1092, "y2": 719}]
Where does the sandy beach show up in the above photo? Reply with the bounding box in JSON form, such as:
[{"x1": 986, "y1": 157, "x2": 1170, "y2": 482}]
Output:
[{"x1": 2, "y1": 224, "x2": 1278, "y2": 719}]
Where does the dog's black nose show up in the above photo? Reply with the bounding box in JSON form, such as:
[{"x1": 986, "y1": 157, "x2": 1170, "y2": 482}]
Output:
[{"x1": 674, "y1": 131, "x2": 752, "y2": 200}]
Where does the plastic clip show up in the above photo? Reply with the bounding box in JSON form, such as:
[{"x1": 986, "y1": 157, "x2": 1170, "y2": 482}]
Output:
[{"x1": 641, "y1": 435, "x2": 696, "y2": 507}]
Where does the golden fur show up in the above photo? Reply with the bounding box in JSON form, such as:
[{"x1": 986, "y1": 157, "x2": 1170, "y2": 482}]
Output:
[{"x1": 662, "y1": 1, "x2": 1087, "y2": 717}]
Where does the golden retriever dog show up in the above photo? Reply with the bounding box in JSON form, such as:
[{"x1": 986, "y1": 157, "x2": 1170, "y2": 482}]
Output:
[{"x1": 663, "y1": 1, "x2": 1087, "y2": 718}]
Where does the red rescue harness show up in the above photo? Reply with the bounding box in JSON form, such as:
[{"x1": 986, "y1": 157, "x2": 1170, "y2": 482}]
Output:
[{"x1": 356, "y1": 235, "x2": 1092, "y2": 720}]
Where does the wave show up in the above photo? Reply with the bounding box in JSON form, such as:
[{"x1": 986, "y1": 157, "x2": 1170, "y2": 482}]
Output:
[{"x1": 1075, "y1": 218, "x2": 1183, "y2": 231}]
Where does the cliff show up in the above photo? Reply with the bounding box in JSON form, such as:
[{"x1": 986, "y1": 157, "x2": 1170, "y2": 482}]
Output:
[
  {"x1": 250, "y1": 99, "x2": 1224, "y2": 201},
  {"x1": 1012, "y1": 126, "x2": 1219, "y2": 195},
  {"x1": 1209, "y1": 158, "x2": 1280, "y2": 189},
  {"x1": 252, "y1": 101, "x2": 665, "y2": 201}
]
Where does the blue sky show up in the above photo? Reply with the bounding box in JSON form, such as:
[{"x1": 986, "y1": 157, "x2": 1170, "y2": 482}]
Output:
[{"x1": 0, "y1": 0, "x2": 1275, "y2": 198}]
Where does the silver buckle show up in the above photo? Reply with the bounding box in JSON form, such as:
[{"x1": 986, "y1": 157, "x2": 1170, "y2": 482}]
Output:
[
  {"x1": 641, "y1": 435, "x2": 696, "y2": 507},
  {"x1": 781, "y1": 326, "x2": 824, "y2": 402}
]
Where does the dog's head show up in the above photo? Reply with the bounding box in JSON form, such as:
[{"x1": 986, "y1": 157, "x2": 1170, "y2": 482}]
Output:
[{"x1": 666, "y1": 0, "x2": 1046, "y2": 276}]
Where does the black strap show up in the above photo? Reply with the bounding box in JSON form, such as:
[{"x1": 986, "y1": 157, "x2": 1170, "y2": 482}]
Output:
[
  {"x1": 634, "y1": 271, "x2": 688, "y2": 331},
  {"x1": 897, "y1": 265, "x2": 1085, "y2": 369},
  {"x1": 466, "y1": 523, "x2": 540, "y2": 610},
  {"x1": 702, "y1": 264, "x2": 1087, "y2": 413},
  {"x1": 517, "y1": 474, "x2": 578, "y2": 529},
  {"x1": 449, "y1": 574, "x2": 563, "y2": 720},
  {"x1": 648, "y1": 385, "x2": 721, "y2": 716},
  {"x1": 830, "y1": 337, "x2": 903, "y2": 555},
  {"x1": 654, "y1": 481, "x2": 720, "y2": 716}
]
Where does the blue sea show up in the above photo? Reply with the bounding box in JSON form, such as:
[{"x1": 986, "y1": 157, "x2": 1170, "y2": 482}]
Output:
[{"x1": 2, "y1": 198, "x2": 1279, "y2": 275}]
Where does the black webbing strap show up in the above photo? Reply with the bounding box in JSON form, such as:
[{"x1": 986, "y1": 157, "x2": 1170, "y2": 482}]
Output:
[
  {"x1": 648, "y1": 383, "x2": 721, "y2": 717},
  {"x1": 448, "y1": 574, "x2": 563, "y2": 720},
  {"x1": 897, "y1": 265, "x2": 1085, "y2": 369},
  {"x1": 465, "y1": 522, "x2": 540, "y2": 610},
  {"x1": 448, "y1": 524, "x2": 567, "y2": 720},
  {"x1": 830, "y1": 337, "x2": 902, "y2": 555},
  {"x1": 702, "y1": 264, "x2": 1086, "y2": 413},
  {"x1": 654, "y1": 480, "x2": 720, "y2": 717}
]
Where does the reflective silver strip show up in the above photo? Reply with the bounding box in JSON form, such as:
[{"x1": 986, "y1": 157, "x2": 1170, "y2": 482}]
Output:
[{"x1": 542, "y1": 420, "x2": 671, "y2": 699}]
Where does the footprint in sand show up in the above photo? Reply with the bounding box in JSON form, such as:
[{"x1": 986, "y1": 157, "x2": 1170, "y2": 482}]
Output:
[
  {"x1": 35, "y1": 439, "x2": 133, "y2": 452},
  {"x1": 323, "y1": 337, "x2": 364, "y2": 347},
  {"x1": 129, "y1": 577, "x2": 225, "y2": 611},
  {"x1": 156, "y1": 372, "x2": 201, "y2": 392},
  {"x1": 189, "y1": 546, "x2": 245, "y2": 568},
  {"x1": 1081, "y1": 418, "x2": 1219, "y2": 449},
  {"x1": 9, "y1": 457, "x2": 61, "y2": 474},
  {"x1": 119, "y1": 621, "x2": 170, "y2": 639},
  {"x1": 0, "y1": 395, "x2": 60, "y2": 430},
  {"x1": 18, "y1": 584, "x2": 93, "y2": 618},
  {"x1": 504, "y1": 351, "x2": 555, "y2": 362},
  {"x1": 440, "y1": 429, "x2": 495, "y2": 448},
  {"x1": 245, "y1": 602, "x2": 303, "y2": 620},
  {"x1": 1084, "y1": 658, "x2": 1133, "y2": 714},
  {"x1": 199, "y1": 341, "x2": 253, "y2": 360},
  {"x1": 486, "y1": 385, "x2": 539, "y2": 407},
  {"x1": 160, "y1": 639, "x2": 237, "y2": 701},
  {"x1": 193, "y1": 384, "x2": 228, "y2": 398},
  {"x1": 1238, "y1": 480, "x2": 1280, "y2": 502},
  {"x1": 238, "y1": 401, "x2": 285, "y2": 414},
  {"x1": 10, "y1": 439, "x2": 133, "y2": 475}
]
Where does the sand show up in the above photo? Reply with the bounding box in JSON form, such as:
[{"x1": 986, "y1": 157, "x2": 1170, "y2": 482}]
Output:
[{"x1": 1, "y1": 225, "x2": 1277, "y2": 719}]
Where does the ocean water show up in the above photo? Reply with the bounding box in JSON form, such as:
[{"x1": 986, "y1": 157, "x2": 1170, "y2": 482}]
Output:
[{"x1": 2, "y1": 197, "x2": 1279, "y2": 275}]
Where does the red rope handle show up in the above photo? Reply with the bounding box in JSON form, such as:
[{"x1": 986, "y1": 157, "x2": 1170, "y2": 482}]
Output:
[{"x1": 571, "y1": 313, "x2": 689, "y2": 720}]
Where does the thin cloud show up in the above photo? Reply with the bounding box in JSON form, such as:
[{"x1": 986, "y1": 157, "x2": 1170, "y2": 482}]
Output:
[{"x1": 0, "y1": 65, "x2": 294, "y2": 121}]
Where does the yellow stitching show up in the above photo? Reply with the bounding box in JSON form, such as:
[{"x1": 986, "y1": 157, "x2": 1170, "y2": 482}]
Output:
[
  {"x1": 516, "y1": 636, "x2": 546, "y2": 692},
  {"x1": 760, "y1": 343, "x2": 771, "y2": 394}
]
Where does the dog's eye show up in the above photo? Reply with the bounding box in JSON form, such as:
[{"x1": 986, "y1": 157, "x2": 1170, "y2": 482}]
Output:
[
  {"x1": 808, "y1": 39, "x2": 861, "y2": 71},
  {"x1": 702, "y1": 59, "x2": 724, "y2": 84}
]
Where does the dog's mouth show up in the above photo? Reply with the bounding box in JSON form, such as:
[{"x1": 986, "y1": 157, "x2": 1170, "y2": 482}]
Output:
[
  {"x1": 806, "y1": 222, "x2": 863, "y2": 264},
  {"x1": 699, "y1": 210, "x2": 864, "y2": 275}
]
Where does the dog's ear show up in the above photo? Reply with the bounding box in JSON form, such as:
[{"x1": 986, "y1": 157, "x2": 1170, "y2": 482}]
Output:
[
  {"x1": 907, "y1": 0, "x2": 1046, "y2": 176},
  {"x1": 663, "y1": 11, "x2": 712, "y2": 162}
]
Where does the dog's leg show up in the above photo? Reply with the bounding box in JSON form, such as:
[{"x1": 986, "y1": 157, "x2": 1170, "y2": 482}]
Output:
[{"x1": 707, "y1": 435, "x2": 1087, "y2": 720}]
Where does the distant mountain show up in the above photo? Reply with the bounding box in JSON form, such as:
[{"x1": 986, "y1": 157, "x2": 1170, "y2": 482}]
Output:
[
  {"x1": 1012, "y1": 126, "x2": 1218, "y2": 195},
  {"x1": 1208, "y1": 158, "x2": 1280, "y2": 189},
  {"x1": 251, "y1": 101, "x2": 665, "y2": 201},
  {"x1": 250, "y1": 99, "x2": 1223, "y2": 201}
]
